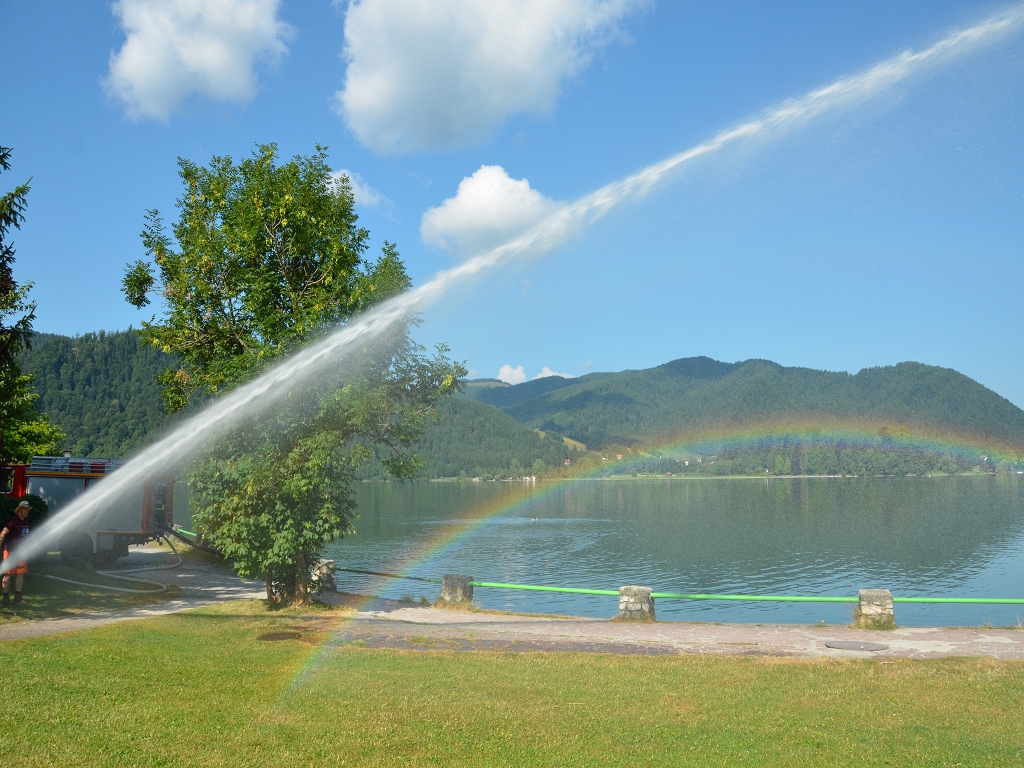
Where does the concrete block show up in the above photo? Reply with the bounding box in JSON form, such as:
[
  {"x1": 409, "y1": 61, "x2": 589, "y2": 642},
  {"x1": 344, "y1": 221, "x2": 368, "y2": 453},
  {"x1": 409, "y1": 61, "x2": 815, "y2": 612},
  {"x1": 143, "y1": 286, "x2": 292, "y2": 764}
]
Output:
[
  {"x1": 854, "y1": 588, "x2": 895, "y2": 629},
  {"x1": 618, "y1": 585, "x2": 656, "y2": 621},
  {"x1": 311, "y1": 559, "x2": 337, "y2": 593},
  {"x1": 442, "y1": 574, "x2": 474, "y2": 603}
]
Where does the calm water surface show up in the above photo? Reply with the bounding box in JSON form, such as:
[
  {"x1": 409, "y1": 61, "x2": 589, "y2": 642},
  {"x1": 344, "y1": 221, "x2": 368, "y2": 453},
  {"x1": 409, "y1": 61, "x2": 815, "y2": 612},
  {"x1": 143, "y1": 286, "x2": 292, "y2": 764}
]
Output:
[{"x1": 325, "y1": 476, "x2": 1024, "y2": 626}]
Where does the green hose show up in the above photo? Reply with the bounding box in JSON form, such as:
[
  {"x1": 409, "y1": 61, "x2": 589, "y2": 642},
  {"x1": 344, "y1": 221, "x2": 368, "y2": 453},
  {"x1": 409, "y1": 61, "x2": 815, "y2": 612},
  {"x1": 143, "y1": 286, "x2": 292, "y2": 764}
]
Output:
[
  {"x1": 470, "y1": 581, "x2": 618, "y2": 596},
  {"x1": 650, "y1": 592, "x2": 857, "y2": 602},
  {"x1": 892, "y1": 596, "x2": 1024, "y2": 604},
  {"x1": 334, "y1": 567, "x2": 1024, "y2": 604}
]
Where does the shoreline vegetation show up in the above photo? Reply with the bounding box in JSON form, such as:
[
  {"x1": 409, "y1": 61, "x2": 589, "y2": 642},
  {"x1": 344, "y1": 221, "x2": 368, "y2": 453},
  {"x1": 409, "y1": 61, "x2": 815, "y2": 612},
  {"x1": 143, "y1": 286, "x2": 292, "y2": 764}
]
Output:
[{"x1": 418, "y1": 469, "x2": 1010, "y2": 483}]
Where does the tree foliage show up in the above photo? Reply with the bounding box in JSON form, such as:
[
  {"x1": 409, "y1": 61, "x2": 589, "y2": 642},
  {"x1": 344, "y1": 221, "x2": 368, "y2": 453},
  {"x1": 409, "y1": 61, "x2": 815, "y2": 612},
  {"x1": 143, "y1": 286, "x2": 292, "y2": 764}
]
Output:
[
  {"x1": 0, "y1": 146, "x2": 34, "y2": 369},
  {"x1": 124, "y1": 143, "x2": 412, "y2": 412},
  {"x1": 0, "y1": 146, "x2": 63, "y2": 464},
  {"x1": 124, "y1": 144, "x2": 465, "y2": 603}
]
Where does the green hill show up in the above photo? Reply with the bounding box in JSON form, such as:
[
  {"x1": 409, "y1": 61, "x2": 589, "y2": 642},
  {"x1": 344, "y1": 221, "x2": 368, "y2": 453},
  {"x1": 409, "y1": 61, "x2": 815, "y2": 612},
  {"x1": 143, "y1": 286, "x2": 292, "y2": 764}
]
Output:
[
  {"x1": 17, "y1": 332, "x2": 1024, "y2": 477},
  {"x1": 17, "y1": 331, "x2": 576, "y2": 477},
  {"x1": 464, "y1": 357, "x2": 1024, "y2": 452},
  {"x1": 390, "y1": 397, "x2": 576, "y2": 479},
  {"x1": 18, "y1": 331, "x2": 178, "y2": 457}
]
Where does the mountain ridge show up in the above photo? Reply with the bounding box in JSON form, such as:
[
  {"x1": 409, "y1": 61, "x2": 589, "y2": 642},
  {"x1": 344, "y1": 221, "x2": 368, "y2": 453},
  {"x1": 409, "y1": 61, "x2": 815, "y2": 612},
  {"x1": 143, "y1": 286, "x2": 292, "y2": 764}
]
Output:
[
  {"x1": 463, "y1": 356, "x2": 1024, "y2": 451},
  {"x1": 17, "y1": 333, "x2": 1024, "y2": 475}
]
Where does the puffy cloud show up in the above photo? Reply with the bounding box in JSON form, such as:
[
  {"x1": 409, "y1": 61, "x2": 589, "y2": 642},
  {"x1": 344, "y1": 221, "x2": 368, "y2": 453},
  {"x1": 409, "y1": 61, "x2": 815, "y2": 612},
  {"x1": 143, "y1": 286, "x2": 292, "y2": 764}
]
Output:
[
  {"x1": 333, "y1": 169, "x2": 392, "y2": 210},
  {"x1": 498, "y1": 365, "x2": 527, "y2": 385},
  {"x1": 421, "y1": 165, "x2": 561, "y2": 257},
  {"x1": 534, "y1": 367, "x2": 573, "y2": 380},
  {"x1": 105, "y1": 0, "x2": 293, "y2": 121},
  {"x1": 497, "y1": 365, "x2": 572, "y2": 384},
  {"x1": 335, "y1": 0, "x2": 648, "y2": 153}
]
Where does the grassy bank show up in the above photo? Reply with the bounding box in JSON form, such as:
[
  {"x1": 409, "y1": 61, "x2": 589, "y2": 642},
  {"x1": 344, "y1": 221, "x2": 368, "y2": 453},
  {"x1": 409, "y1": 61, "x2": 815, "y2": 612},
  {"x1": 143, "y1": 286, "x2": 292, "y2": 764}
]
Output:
[{"x1": 2, "y1": 600, "x2": 1023, "y2": 766}]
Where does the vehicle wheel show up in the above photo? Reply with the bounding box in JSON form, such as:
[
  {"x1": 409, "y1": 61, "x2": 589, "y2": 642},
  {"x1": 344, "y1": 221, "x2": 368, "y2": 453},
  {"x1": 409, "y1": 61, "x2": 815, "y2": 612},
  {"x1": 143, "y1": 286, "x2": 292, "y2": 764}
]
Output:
[{"x1": 59, "y1": 533, "x2": 94, "y2": 566}]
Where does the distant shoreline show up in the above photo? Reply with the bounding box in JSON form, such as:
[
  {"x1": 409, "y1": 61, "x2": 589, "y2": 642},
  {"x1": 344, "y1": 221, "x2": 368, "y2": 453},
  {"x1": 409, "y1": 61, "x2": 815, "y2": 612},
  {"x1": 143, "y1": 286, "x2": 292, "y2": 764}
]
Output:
[{"x1": 404, "y1": 471, "x2": 1003, "y2": 483}]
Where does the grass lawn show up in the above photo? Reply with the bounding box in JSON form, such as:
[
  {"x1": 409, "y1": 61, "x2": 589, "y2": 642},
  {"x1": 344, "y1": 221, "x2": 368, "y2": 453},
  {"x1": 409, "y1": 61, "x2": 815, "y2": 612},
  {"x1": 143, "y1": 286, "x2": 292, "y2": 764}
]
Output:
[{"x1": 2, "y1": 600, "x2": 1022, "y2": 766}]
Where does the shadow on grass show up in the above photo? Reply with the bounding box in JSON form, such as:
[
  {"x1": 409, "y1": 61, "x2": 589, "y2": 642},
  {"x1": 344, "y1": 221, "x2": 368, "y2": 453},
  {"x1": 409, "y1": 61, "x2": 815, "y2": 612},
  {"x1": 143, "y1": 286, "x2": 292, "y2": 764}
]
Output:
[{"x1": 0, "y1": 556, "x2": 185, "y2": 624}]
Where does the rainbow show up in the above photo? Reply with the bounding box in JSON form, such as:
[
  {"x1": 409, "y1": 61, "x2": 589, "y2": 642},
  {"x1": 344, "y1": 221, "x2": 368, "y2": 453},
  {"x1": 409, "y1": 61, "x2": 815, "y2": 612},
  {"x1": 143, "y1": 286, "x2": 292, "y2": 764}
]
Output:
[
  {"x1": 280, "y1": 418, "x2": 1022, "y2": 689},
  {"x1": 348, "y1": 417, "x2": 1021, "y2": 586},
  {"x1": 332, "y1": 418, "x2": 1022, "y2": 590},
  {"x1": 626, "y1": 416, "x2": 1024, "y2": 466}
]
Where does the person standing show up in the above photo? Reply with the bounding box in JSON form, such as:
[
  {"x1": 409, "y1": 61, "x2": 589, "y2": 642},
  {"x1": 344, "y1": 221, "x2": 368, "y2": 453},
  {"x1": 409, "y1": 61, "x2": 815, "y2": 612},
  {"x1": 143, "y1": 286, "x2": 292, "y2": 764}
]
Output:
[{"x1": 1, "y1": 500, "x2": 31, "y2": 606}]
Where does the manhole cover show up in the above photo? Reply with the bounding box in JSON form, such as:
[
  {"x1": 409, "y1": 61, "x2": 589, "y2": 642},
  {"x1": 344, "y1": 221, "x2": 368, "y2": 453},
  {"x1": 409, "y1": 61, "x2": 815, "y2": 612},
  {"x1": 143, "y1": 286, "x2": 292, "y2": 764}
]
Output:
[
  {"x1": 824, "y1": 640, "x2": 888, "y2": 652},
  {"x1": 257, "y1": 631, "x2": 302, "y2": 642}
]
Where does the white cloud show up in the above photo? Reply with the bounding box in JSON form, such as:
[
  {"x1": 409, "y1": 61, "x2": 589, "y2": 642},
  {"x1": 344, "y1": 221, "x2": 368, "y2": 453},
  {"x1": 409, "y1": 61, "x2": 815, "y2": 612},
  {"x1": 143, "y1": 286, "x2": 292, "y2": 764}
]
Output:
[
  {"x1": 105, "y1": 0, "x2": 293, "y2": 121},
  {"x1": 498, "y1": 365, "x2": 527, "y2": 385},
  {"x1": 420, "y1": 165, "x2": 561, "y2": 257},
  {"x1": 335, "y1": 0, "x2": 648, "y2": 153},
  {"x1": 534, "y1": 367, "x2": 573, "y2": 380},
  {"x1": 333, "y1": 169, "x2": 392, "y2": 210}
]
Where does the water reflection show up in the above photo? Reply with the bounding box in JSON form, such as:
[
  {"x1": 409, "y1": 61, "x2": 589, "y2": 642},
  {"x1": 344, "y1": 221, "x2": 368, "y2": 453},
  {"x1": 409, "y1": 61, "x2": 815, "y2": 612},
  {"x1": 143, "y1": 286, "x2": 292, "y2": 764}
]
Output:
[{"x1": 326, "y1": 476, "x2": 1024, "y2": 626}]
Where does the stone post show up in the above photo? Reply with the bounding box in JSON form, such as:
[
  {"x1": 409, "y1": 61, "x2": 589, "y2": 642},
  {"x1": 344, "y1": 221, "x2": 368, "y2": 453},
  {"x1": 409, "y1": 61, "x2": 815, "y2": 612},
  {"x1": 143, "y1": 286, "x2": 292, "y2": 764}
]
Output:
[
  {"x1": 442, "y1": 574, "x2": 474, "y2": 604},
  {"x1": 854, "y1": 588, "x2": 895, "y2": 629},
  {"x1": 311, "y1": 559, "x2": 337, "y2": 593},
  {"x1": 617, "y1": 585, "x2": 656, "y2": 621}
]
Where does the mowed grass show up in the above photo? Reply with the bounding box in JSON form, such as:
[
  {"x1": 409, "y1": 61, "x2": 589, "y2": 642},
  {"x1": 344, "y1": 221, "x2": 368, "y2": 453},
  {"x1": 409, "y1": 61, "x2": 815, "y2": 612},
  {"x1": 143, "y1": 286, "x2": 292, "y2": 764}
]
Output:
[{"x1": 2, "y1": 601, "x2": 1023, "y2": 767}]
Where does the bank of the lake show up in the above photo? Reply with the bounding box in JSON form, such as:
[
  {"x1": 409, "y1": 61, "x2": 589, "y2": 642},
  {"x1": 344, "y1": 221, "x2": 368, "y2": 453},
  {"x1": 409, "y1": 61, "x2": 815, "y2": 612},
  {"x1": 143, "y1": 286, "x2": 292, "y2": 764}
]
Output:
[{"x1": 330, "y1": 474, "x2": 1024, "y2": 627}]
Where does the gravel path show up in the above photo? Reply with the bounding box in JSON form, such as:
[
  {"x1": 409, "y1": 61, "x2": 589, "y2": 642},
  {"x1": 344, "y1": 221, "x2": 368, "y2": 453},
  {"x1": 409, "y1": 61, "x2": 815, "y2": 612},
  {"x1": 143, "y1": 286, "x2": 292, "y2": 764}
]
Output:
[
  {"x1": 318, "y1": 593, "x2": 1024, "y2": 660},
  {"x1": 5, "y1": 562, "x2": 1023, "y2": 660},
  {"x1": 0, "y1": 547, "x2": 264, "y2": 642}
]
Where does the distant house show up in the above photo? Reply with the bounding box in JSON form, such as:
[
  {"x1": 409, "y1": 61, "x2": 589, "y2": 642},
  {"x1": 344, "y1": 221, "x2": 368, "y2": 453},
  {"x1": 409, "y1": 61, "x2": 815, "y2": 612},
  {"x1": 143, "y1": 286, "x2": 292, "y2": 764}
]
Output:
[{"x1": 564, "y1": 458, "x2": 572, "y2": 465}]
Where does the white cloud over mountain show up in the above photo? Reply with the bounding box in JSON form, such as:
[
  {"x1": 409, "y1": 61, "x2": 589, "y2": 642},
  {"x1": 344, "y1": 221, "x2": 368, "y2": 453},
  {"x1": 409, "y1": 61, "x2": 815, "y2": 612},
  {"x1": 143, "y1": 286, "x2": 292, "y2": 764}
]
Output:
[
  {"x1": 420, "y1": 165, "x2": 561, "y2": 257},
  {"x1": 498, "y1": 365, "x2": 527, "y2": 385},
  {"x1": 105, "y1": 0, "x2": 293, "y2": 121},
  {"x1": 497, "y1": 365, "x2": 573, "y2": 384},
  {"x1": 336, "y1": 0, "x2": 647, "y2": 153},
  {"x1": 534, "y1": 367, "x2": 573, "y2": 380}
]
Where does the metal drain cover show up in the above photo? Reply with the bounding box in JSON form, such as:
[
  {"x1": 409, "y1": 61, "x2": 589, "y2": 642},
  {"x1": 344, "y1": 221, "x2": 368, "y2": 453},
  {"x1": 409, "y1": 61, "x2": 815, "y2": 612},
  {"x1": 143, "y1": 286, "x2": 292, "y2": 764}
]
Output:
[
  {"x1": 257, "y1": 631, "x2": 302, "y2": 642},
  {"x1": 824, "y1": 640, "x2": 888, "y2": 652}
]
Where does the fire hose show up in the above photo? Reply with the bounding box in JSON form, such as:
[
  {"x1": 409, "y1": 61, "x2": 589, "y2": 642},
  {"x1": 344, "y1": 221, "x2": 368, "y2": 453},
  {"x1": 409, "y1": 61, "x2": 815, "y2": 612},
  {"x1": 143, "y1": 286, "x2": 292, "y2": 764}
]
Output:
[{"x1": 38, "y1": 535, "x2": 182, "y2": 594}]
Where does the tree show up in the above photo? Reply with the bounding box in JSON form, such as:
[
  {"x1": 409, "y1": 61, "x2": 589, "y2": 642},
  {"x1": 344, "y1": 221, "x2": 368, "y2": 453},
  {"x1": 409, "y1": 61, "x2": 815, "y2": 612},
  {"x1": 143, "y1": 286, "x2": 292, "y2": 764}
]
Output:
[
  {"x1": 124, "y1": 143, "x2": 464, "y2": 603},
  {"x1": 0, "y1": 146, "x2": 64, "y2": 469}
]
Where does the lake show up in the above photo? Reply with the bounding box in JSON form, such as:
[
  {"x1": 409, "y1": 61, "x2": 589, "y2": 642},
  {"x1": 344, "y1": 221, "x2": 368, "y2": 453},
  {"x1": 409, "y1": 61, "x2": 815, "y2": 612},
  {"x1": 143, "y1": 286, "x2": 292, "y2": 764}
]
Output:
[{"x1": 325, "y1": 475, "x2": 1024, "y2": 626}]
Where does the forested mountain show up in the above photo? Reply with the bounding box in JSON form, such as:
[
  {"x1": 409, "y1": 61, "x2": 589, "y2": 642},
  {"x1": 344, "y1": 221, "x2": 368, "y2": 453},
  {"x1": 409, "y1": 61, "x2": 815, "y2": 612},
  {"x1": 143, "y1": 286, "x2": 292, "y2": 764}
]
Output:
[
  {"x1": 18, "y1": 332, "x2": 1024, "y2": 477},
  {"x1": 18, "y1": 331, "x2": 178, "y2": 457},
  {"x1": 360, "y1": 397, "x2": 577, "y2": 480},
  {"x1": 18, "y1": 330, "x2": 576, "y2": 476},
  {"x1": 465, "y1": 357, "x2": 1024, "y2": 451}
]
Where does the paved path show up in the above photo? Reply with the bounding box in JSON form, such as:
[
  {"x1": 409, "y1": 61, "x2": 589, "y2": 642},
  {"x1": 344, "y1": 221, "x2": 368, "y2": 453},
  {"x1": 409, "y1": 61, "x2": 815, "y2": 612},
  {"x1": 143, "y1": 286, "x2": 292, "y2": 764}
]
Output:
[
  {"x1": 6, "y1": 565, "x2": 1024, "y2": 660},
  {"x1": 0, "y1": 547, "x2": 264, "y2": 642},
  {"x1": 318, "y1": 594, "x2": 1024, "y2": 660}
]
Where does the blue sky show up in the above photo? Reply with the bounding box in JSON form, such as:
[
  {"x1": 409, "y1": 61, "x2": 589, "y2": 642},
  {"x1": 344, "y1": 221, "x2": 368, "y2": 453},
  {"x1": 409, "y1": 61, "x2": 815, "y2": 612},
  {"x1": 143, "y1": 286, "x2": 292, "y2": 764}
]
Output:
[{"x1": 2, "y1": 1, "x2": 1022, "y2": 405}]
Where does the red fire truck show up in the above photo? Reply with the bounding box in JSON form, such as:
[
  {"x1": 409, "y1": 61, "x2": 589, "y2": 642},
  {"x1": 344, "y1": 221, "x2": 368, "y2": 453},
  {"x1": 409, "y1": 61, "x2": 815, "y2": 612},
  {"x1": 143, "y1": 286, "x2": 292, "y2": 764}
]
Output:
[{"x1": 4, "y1": 456, "x2": 182, "y2": 565}]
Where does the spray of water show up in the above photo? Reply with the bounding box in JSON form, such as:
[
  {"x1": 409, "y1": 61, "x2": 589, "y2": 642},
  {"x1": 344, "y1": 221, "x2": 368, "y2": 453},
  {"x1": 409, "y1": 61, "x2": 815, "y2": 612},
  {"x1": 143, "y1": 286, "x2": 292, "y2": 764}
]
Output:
[{"x1": 5, "y1": 4, "x2": 1023, "y2": 569}]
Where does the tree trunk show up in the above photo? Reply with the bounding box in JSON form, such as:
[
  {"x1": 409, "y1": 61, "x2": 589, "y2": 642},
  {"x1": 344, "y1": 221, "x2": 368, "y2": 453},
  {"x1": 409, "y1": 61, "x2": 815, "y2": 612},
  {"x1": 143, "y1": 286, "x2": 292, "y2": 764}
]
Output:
[
  {"x1": 265, "y1": 565, "x2": 275, "y2": 602},
  {"x1": 294, "y1": 553, "x2": 309, "y2": 605}
]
